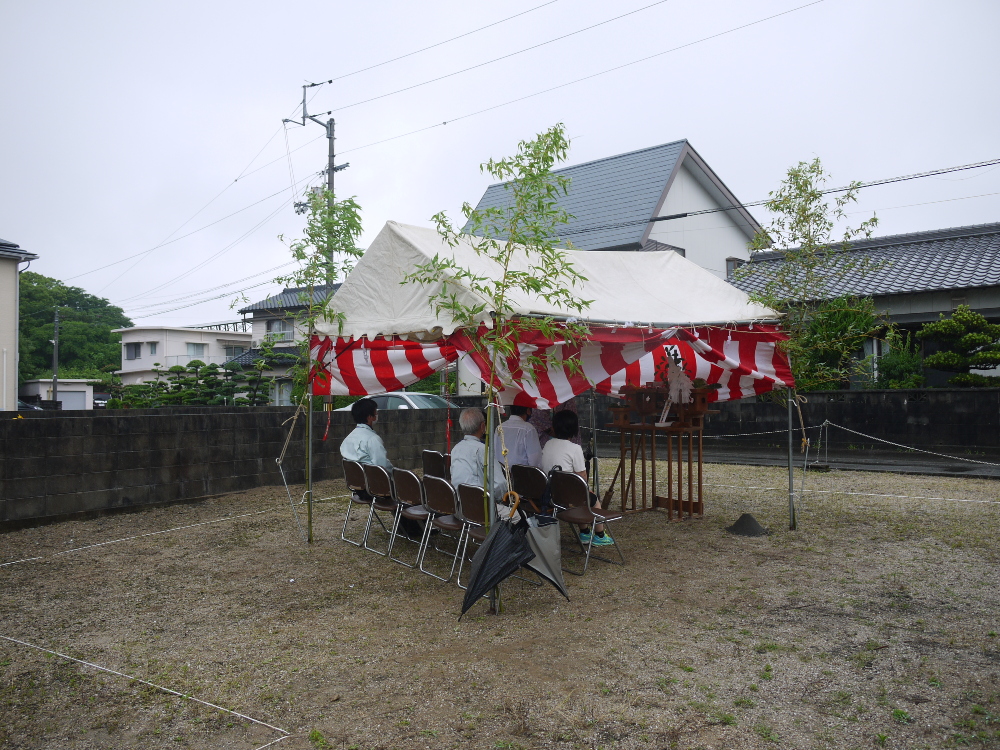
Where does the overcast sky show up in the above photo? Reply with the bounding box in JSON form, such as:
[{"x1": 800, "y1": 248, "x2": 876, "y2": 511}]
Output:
[{"x1": 2, "y1": 0, "x2": 998, "y2": 327}]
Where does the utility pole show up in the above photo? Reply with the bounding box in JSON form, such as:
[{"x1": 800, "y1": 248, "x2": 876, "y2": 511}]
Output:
[
  {"x1": 51, "y1": 309, "x2": 59, "y2": 408},
  {"x1": 286, "y1": 84, "x2": 349, "y2": 264},
  {"x1": 283, "y1": 85, "x2": 350, "y2": 543}
]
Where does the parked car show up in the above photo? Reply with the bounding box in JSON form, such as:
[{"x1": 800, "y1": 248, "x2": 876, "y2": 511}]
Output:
[
  {"x1": 93, "y1": 393, "x2": 110, "y2": 409},
  {"x1": 17, "y1": 400, "x2": 43, "y2": 411},
  {"x1": 335, "y1": 392, "x2": 458, "y2": 411}
]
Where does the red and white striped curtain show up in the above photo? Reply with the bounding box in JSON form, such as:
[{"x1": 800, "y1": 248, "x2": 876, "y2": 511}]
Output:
[
  {"x1": 310, "y1": 324, "x2": 792, "y2": 405},
  {"x1": 594, "y1": 325, "x2": 793, "y2": 402}
]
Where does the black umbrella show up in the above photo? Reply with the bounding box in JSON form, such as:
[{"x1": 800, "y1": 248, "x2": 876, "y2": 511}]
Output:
[{"x1": 460, "y1": 499, "x2": 536, "y2": 617}]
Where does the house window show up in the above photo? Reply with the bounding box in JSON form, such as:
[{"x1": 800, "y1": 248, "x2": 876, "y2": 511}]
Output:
[
  {"x1": 271, "y1": 381, "x2": 293, "y2": 406},
  {"x1": 266, "y1": 319, "x2": 293, "y2": 342},
  {"x1": 125, "y1": 342, "x2": 141, "y2": 360},
  {"x1": 148, "y1": 342, "x2": 157, "y2": 356},
  {"x1": 951, "y1": 296, "x2": 967, "y2": 310},
  {"x1": 726, "y1": 258, "x2": 746, "y2": 278},
  {"x1": 224, "y1": 345, "x2": 245, "y2": 359},
  {"x1": 186, "y1": 343, "x2": 207, "y2": 358}
]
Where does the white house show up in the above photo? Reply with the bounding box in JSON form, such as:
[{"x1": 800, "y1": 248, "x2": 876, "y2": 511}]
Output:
[
  {"x1": 113, "y1": 323, "x2": 252, "y2": 385},
  {"x1": 20, "y1": 379, "x2": 94, "y2": 410},
  {"x1": 235, "y1": 285, "x2": 338, "y2": 405},
  {"x1": 465, "y1": 139, "x2": 761, "y2": 279},
  {"x1": 1, "y1": 237, "x2": 38, "y2": 411}
]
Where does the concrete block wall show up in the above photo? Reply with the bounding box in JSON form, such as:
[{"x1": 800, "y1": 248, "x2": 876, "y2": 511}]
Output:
[
  {"x1": 0, "y1": 407, "x2": 457, "y2": 524},
  {"x1": 591, "y1": 389, "x2": 1000, "y2": 455}
]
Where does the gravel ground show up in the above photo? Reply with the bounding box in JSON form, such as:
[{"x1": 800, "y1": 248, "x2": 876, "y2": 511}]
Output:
[{"x1": 2, "y1": 460, "x2": 999, "y2": 750}]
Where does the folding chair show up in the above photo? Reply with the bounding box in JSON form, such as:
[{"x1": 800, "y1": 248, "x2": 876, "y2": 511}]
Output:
[
  {"x1": 361, "y1": 464, "x2": 398, "y2": 556},
  {"x1": 454, "y1": 483, "x2": 491, "y2": 590},
  {"x1": 552, "y1": 470, "x2": 625, "y2": 576},
  {"x1": 456, "y1": 484, "x2": 542, "y2": 591},
  {"x1": 387, "y1": 468, "x2": 431, "y2": 568},
  {"x1": 341, "y1": 460, "x2": 372, "y2": 546},
  {"x1": 510, "y1": 464, "x2": 548, "y2": 515},
  {"x1": 421, "y1": 450, "x2": 450, "y2": 481},
  {"x1": 418, "y1": 475, "x2": 464, "y2": 582}
]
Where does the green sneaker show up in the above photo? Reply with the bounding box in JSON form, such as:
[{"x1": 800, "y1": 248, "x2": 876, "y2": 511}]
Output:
[
  {"x1": 578, "y1": 531, "x2": 593, "y2": 545},
  {"x1": 591, "y1": 532, "x2": 615, "y2": 547}
]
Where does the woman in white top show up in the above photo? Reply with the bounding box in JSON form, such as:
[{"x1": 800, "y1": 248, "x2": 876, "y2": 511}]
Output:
[{"x1": 541, "y1": 410, "x2": 612, "y2": 545}]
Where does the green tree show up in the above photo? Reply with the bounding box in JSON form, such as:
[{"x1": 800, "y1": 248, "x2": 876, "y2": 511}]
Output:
[
  {"x1": 874, "y1": 328, "x2": 925, "y2": 389},
  {"x1": 18, "y1": 271, "x2": 132, "y2": 383},
  {"x1": 917, "y1": 304, "x2": 1000, "y2": 386},
  {"x1": 735, "y1": 158, "x2": 881, "y2": 391},
  {"x1": 406, "y1": 123, "x2": 591, "y2": 386},
  {"x1": 269, "y1": 189, "x2": 364, "y2": 404}
]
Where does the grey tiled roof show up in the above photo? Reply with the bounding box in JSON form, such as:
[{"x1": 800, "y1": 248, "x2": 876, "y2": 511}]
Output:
[
  {"x1": 0, "y1": 237, "x2": 38, "y2": 262},
  {"x1": 462, "y1": 141, "x2": 687, "y2": 251},
  {"x1": 239, "y1": 284, "x2": 341, "y2": 313},
  {"x1": 229, "y1": 346, "x2": 301, "y2": 367},
  {"x1": 732, "y1": 222, "x2": 1000, "y2": 299}
]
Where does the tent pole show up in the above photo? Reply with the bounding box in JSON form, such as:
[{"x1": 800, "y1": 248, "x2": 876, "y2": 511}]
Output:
[
  {"x1": 787, "y1": 388, "x2": 796, "y2": 531},
  {"x1": 590, "y1": 390, "x2": 599, "y2": 497},
  {"x1": 307, "y1": 332, "x2": 314, "y2": 544},
  {"x1": 485, "y1": 390, "x2": 498, "y2": 614}
]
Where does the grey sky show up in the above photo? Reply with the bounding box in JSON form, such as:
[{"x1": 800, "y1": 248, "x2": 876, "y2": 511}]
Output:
[{"x1": 2, "y1": 0, "x2": 998, "y2": 326}]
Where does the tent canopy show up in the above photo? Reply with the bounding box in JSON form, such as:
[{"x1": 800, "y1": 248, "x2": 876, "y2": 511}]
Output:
[{"x1": 317, "y1": 221, "x2": 780, "y2": 340}]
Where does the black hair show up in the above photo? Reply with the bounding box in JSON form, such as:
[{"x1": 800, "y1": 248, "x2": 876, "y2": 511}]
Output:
[
  {"x1": 509, "y1": 405, "x2": 532, "y2": 418},
  {"x1": 350, "y1": 398, "x2": 377, "y2": 424},
  {"x1": 552, "y1": 410, "x2": 579, "y2": 440}
]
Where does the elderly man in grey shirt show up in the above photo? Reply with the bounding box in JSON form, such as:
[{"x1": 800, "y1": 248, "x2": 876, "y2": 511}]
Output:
[{"x1": 450, "y1": 408, "x2": 487, "y2": 488}]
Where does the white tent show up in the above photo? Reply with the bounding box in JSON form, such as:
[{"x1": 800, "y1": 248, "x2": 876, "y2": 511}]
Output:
[{"x1": 316, "y1": 221, "x2": 779, "y2": 340}]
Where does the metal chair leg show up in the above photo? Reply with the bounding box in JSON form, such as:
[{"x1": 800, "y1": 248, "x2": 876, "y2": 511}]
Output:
[
  {"x1": 363, "y1": 505, "x2": 393, "y2": 556},
  {"x1": 386, "y1": 511, "x2": 418, "y2": 568},
  {"x1": 419, "y1": 522, "x2": 462, "y2": 583},
  {"x1": 340, "y1": 494, "x2": 363, "y2": 546}
]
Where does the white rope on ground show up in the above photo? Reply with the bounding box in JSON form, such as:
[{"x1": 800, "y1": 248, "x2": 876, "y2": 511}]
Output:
[
  {"x1": 252, "y1": 736, "x2": 291, "y2": 750},
  {"x1": 0, "y1": 510, "x2": 274, "y2": 568},
  {"x1": 824, "y1": 421, "x2": 1000, "y2": 468},
  {"x1": 707, "y1": 483, "x2": 1000, "y2": 506},
  {"x1": 0, "y1": 634, "x2": 290, "y2": 737}
]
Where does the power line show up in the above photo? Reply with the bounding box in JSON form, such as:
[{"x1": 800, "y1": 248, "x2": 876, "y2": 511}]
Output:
[
  {"x1": 310, "y1": 0, "x2": 672, "y2": 115},
  {"x1": 307, "y1": 1, "x2": 560, "y2": 86},
  {"x1": 125, "y1": 278, "x2": 281, "y2": 318},
  {"x1": 125, "y1": 261, "x2": 297, "y2": 311},
  {"x1": 337, "y1": 0, "x2": 828, "y2": 157}
]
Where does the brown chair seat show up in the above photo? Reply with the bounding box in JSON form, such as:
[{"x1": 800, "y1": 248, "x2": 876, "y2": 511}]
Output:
[
  {"x1": 373, "y1": 497, "x2": 397, "y2": 512},
  {"x1": 557, "y1": 506, "x2": 623, "y2": 525},
  {"x1": 466, "y1": 526, "x2": 488, "y2": 543},
  {"x1": 400, "y1": 505, "x2": 431, "y2": 521},
  {"x1": 432, "y1": 514, "x2": 463, "y2": 532}
]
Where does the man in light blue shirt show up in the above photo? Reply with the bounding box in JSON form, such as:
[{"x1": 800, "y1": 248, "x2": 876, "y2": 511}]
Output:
[
  {"x1": 341, "y1": 398, "x2": 393, "y2": 471},
  {"x1": 450, "y1": 408, "x2": 487, "y2": 488}
]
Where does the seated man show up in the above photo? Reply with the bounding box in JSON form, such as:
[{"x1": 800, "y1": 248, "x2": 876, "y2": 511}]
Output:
[
  {"x1": 450, "y1": 408, "x2": 487, "y2": 488},
  {"x1": 494, "y1": 404, "x2": 542, "y2": 492},
  {"x1": 340, "y1": 398, "x2": 393, "y2": 472},
  {"x1": 541, "y1": 410, "x2": 613, "y2": 546}
]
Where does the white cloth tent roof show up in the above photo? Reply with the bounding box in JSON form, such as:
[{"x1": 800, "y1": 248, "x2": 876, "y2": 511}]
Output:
[{"x1": 317, "y1": 221, "x2": 779, "y2": 340}]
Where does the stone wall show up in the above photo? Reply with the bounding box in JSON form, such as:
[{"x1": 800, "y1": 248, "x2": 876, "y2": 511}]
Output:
[{"x1": 0, "y1": 407, "x2": 456, "y2": 524}]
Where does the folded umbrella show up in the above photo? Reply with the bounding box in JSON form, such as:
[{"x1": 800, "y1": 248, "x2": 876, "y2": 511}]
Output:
[
  {"x1": 460, "y1": 495, "x2": 535, "y2": 617},
  {"x1": 524, "y1": 516, "x2": 569, "y2": 601}
]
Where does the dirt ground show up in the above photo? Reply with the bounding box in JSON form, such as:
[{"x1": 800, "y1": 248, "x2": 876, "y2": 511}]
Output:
[{"x1": 2, "y1": 461, "x2": 999, "y2": 750}]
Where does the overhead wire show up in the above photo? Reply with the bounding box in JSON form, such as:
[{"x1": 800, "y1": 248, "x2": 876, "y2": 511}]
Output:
[
  {"x1": 312, "y1": 0, "x2": 673, "y2": 114},
  {"x1": 336, "y1": 0, "x2": 829, "y2": 157},
  {"x1": 125, "y1": 261, "x2": 297, "y2": 311},
  {"x1": 307, "y1": 0, "x2": 560, "y2": 85},
  {"x1": 117, "y1": 168, "x2": 325, "y2": 304}
]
